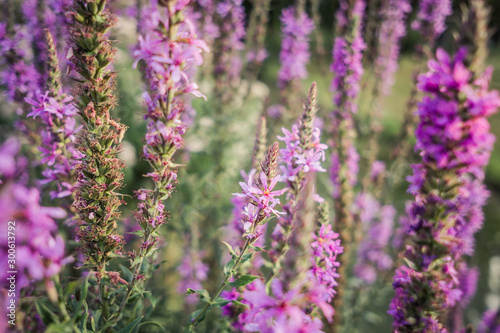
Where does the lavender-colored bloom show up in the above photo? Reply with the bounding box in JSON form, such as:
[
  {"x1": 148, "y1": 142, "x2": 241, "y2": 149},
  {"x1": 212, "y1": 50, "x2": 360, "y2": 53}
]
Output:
[
  {"x1": 330, "y1": 0, "x2": 365, "y2": 115},
  {"x1": 375, "y1": 0, "x2": 412, "y2": 95},
  {"x1": 212, "y1": 0, "x2": 246, "y2": 86},
  {"x1": 310, "y1": 223, "x2": 343, "y2": 301},
  {"x1": 238, "y1": 279, "x2": 328, "y2": 333},
  {"x1": 277, "y1": 7, "x2": 314, "y2": 89},
  {"x1": 412, "y1": 0, "x2": 452, "y2": 40},
  {"x1": 370, "y1": 160, "x2": 386, "y2": 183},
  {"x1": 278, "y1": 125, "x2": 327, "y2": 182},
  {"x1": 329, "y1": 0, "x2": 365, "y2": 202},
  {"x1": 178, "y1": 251, "x2": 209, "y2": 305},
  {"x1": 0, "y1": 24, "x2": 41, "y2": 103},
  {"x1": 25, "y1": 90, "x2": 82, "y2": 199},
  {"x1": 478, "y1": 309, "x2": 500, "y2": 333},
  {"x1": 133, "y1": 0, "x2": 208, "y2": 250},
  {"x1": 390, "y1": 49, "x2": 500, "y2": 332},
  {"x1": 353, "y1": 193, "x2": 395, "y2": 284},
  {"x1": 233, "y1": 171, "x2": 287, "y2": 240},
  {"x1": 0, "y1": 138, "x2": 71, "y2": 292}
]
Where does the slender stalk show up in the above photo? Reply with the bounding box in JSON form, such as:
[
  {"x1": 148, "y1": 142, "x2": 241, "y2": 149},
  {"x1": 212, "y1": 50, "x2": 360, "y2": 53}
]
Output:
[{"x1": 189, "y1": 239, "x2": 251, "y2": 329}]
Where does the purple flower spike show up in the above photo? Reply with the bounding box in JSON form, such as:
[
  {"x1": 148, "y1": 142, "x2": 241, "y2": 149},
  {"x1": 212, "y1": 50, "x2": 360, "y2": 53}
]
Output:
[
  {"x1": 278, "y1": 7, "x2": 314, "y2": 89},
  {"x1": 390, "y1": 48, "x2": 500, "y2": 332}
]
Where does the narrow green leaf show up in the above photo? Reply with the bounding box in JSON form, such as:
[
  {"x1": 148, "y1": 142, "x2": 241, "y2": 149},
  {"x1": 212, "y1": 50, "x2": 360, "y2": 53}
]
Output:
[
  {"x1": 221, "y1": 241, "x2": 236, "y2": 256},
  {"x1": 35, "y1": 301, "x2": 59, "y2": 325},
  {"x1": 223, "y1": 258, "x2": 236, "y2": 276},
  {"x1": 227, "y1": 275, "x2": 260, "y2": 288},
  {"x1": 119, "y1": 264, "x2": 134, "y2": 282},
  {"x1": 189, "y1": 309, "x2": 205, "y2": 323},
  {"x1": 250, "y1": 245, "x2": 266, "y2": 252},
  {"x1": 240, "y1": 253, "x2": 253, "y2": 264},
  {"x1": 212, "y1": 297, "x2": 231, "y2": 307},
  {"x1": 117, "y1": 316, "x2": 144, "y2": 333}
]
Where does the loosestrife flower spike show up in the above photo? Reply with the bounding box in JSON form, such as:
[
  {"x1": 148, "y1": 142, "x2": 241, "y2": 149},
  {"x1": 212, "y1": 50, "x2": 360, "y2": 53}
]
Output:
[
  {"x1": 277, "y1": 6, "x2": 314, "y2": 89},
  {"x1": 68, "y1": 0, "x2": 126, "y2": 307},
  {"x1": 131, "y1": 0, "x2": 209, "y2": 282},
  {"x1": 189, "y1": 143, "x2": 286, "y2": 328},
  {"x1": 268, "y1": 83, "x2": 328, "y2": 280},
  {"x1": 24, "y1": 30, "x2": 81, "y2": 202},
  {"x1": 389, "y1": 48, "x2": 500, "y2": 332}
]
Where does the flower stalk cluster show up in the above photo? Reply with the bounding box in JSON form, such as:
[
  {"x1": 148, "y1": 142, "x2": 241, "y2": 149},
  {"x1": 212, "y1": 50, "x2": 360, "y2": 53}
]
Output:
[
  {"x1": 67, "y1": 0, "x2": 126, "y2": 320},
  {"x1": 352, "y1": 193, "x2": 395, "y2": 284},
  {"x1": 328, "y1": 0, "x2": 365, "y2": 325},
  {"x1": 25, "y1": 31, "x2": 81, "y2": 202},
  {"x1": 389, "y1": 48, "x2": 500, "y2": 332},
  {"x1": 211, "y1": 0, "x2": 246, "y2": 105},
  {"x1": 132, "y1": 0, "x2": 208, "y2": 253},
  {"x1": 0, "y1": 137, "x2": 71, "y2": 295},
  {"x1": 267, "y1": 83, "x2": 327, "y2": 279},
  {"x1": 188, "y1": 142, "x2": 286, "y2": 329},
  {"x1": 277, "y1": 6, "x2": 314, "y2": 90},
  {"x1": 128, "y1": 0, "x2": 209, "y2": 310},
  {"x1": 310, "y1": 203, "x2": 343, "y2": 303},
  {"x1": 329, "y1": 0, "x2": 365, "y2": 226}
]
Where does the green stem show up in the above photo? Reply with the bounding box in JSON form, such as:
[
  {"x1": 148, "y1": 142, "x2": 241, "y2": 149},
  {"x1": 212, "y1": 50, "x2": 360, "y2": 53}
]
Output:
[{"x1": 188, "y1": 239, "x2": 251, "y2": 330}]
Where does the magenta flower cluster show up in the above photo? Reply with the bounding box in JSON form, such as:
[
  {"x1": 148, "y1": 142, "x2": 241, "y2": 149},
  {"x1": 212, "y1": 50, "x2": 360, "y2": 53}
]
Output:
[
  {"x1": 330, "y1": 0, "x2": 365, "y2": 115},
  {"x1": 0, "y1": 24, "x2": 41, "y2": 103},
  {"x1": 235, "y1": 279, "x2": 331, "y2": 333},
  {"x1": 353, "y1": 193, "x2": 395, "y2": 284},
  {"x1": 412, "y1": 0, "x2": 452, "y2": 40},
  {"x1": 310, "y1": 223, "x2": 343, "y2": 302},
  {"x1": 25, "y1": 91, "x2": 82, "y2": 199},
  {"x1": 277, "y1": 7, "x2": 314, "y2": 89},
  {"x1": 375, "y1": 0, "x2": 412, "y2": 96},
  {"x1": 213, "y1": 0, "x2": 246, "y2": 82},
  {"x1": 278, "y1": 125, "x2": 327, "y2": 182},
  {"x1": 0, "y1": 138, "x2": 71, "y2": 290},
  {"x1": 233, "y1": 171, "x2": 287, "y2": 240},
  {"x1": 390, "y1": 48, "x2": 500, "y2": 332}
]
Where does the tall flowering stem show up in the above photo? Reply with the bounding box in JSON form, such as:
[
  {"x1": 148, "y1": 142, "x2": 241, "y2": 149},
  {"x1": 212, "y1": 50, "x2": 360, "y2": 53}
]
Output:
[
  {"x1": 25, "y1": 31, "x2": 81, "y2": 203},
  {"x1": 455, "y1": 0, "x2": 491, "y2": 75},
  {"x1": 67, "y1": 0, "x2": 126, "y2": 321},
  {"x1": 389, "y1": 0, "x2": 452, "y2": 177},
  {"x1": 126, "y1": 0, "x2": 208, "y2": 312},
  {"x1": 329, "y1": 0, "x2": 364, "y2": 226},
  {"x1": 362, "y1": 0, "x2": 411, "y2": 188},
  {"x1": 275, "y1": 6, "x2": 313, "y2": 113},
  {"x1": 268, "y1": 83, "x2": 327, "y2": 282},
  {"x1": 188, "y1": 143, "x2": 286, "y2": 330},
  {"x1": 328, "y1": 0, "x2": 365, "y2": 326},
  {"x1": 242, "y1": 0, "x2": 270, "y2": 87},
  {"x1": 212, "y1": 0, "x2": 246, "y2": 106},
  {"x1": 389, "y1": 49, "x2": 500, "y2": 332}
]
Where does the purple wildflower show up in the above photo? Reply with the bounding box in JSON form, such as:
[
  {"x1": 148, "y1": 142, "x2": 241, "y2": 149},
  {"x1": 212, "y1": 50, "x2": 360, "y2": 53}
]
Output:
[
  {"x1": 178, "y1": 251, "x2": 209, "y2": 305},
  {"x1": 233, "y1": 170, "x2": 287, "y2": 240},
  {"x1": 412, "y1": 0, "x2": 452, "y2": 40},
  {"x1": 478, "y1": 309, "x2": 500, "y2": 333},
  {"x1": 277, "y1": 7, "x2": 314, "y2": 89},
  {"x1": 0, "y1": 24, "x2": 41, "y2": 103},
  {"x1": 390, "y1": 48, "x2": 500, "y2": 332},
  {"x1": 329, "y1": 0, "x2": 365, "y2": 203},
  {"x1": 0, "y1": 138, "x2": 71, "y2": 292},
  {"x1": 239, "y1": 279, "x2": 328, "y2": 332},
  {"x1": 213, "y1": 0, "x2": 246, "y2": 85},
  {"x1": 310, "y1": 222, "x2": 343, "y2": 302},
  {"x1": 133, "y1": 0, "x2": 208, "y2": 252},
  {"x1": 353, "y1": 193, "x2": 395, "y2": 284},
  {"x1": 25, "y1": 90, "x2": 82, "y2": 200},
  {"x1": 375, "y1": 0, "x2": 412, "y2": 95}
]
